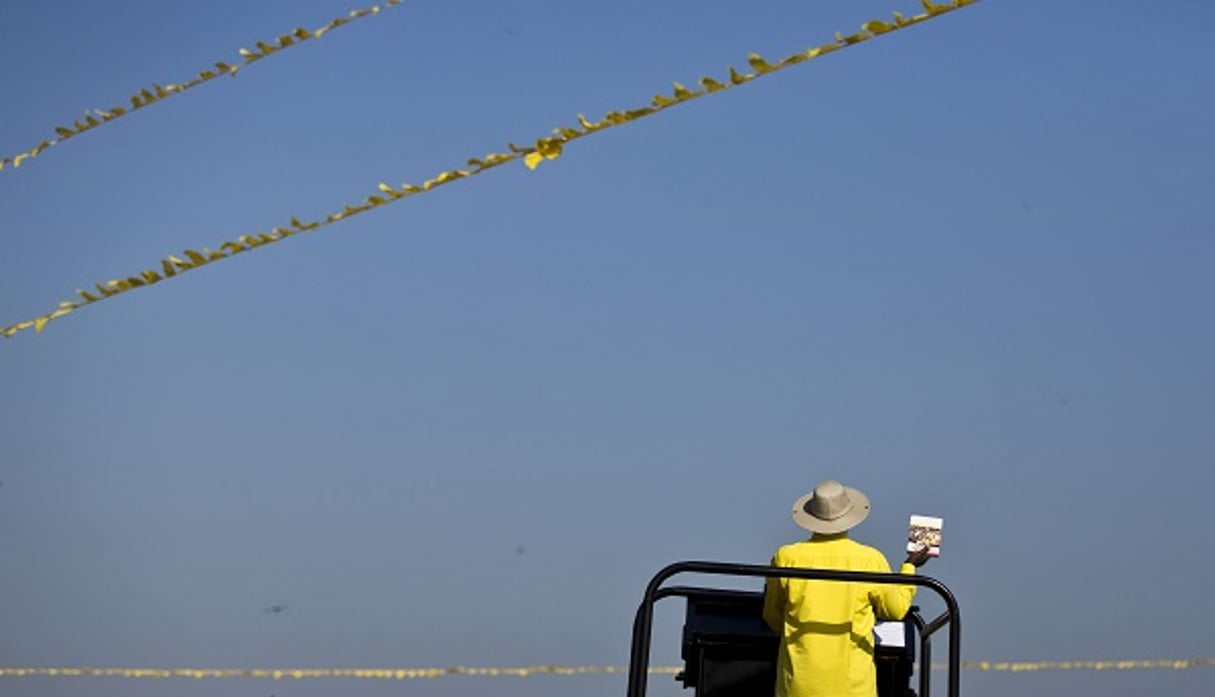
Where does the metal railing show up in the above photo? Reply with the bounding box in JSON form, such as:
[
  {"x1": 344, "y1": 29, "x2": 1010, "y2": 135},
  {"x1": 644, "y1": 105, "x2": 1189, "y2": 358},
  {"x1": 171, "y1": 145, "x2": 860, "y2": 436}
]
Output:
[{"x1": 627, "y1": 561, "x2": 961, "y2": 697}]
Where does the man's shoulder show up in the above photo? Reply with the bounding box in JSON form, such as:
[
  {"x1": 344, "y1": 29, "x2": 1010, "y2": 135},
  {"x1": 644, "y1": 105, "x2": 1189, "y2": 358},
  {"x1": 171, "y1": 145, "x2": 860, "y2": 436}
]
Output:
[
  {"x1": 847, "y1": 539, "x2": 894, "y2": 567},
  {"x1": 847, "y1": 539, "x2": 884, "y2": 555},
  {"x1": 772, "y1": 542, "x2": 802, "y2": 561},
  {"x1": 810, "y1": 537, "x2": 890, "y2": 565},
  {"x1": 772, "y1": 540, "x2": 819, "y2": 564}
]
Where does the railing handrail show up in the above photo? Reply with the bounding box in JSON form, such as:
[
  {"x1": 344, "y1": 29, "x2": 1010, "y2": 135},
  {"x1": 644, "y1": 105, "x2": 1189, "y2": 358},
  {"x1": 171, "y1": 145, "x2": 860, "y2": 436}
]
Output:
[{"x1": 627, "y1": 560, "x2": 960, "y2": 697}]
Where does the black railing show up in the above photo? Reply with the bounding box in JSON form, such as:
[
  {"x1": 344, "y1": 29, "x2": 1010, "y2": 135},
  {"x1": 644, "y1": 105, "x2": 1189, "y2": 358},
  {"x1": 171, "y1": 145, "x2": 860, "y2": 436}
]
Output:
[{"x1": 627, "y1": 561, "x2": 961, "y2": 697}]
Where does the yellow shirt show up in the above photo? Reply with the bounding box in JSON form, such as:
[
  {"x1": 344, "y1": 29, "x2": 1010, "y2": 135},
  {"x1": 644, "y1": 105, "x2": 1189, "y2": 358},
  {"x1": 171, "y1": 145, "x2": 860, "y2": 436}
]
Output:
[{"x1": 762, "y1": 534, "x2": 916, "y2": 697}]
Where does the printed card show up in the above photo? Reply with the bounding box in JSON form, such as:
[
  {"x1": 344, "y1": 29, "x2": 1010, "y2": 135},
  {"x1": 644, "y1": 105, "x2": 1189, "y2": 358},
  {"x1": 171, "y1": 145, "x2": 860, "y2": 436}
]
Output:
[{"x1": 908, "y1": 515, "x2": 943, "y2": 557}]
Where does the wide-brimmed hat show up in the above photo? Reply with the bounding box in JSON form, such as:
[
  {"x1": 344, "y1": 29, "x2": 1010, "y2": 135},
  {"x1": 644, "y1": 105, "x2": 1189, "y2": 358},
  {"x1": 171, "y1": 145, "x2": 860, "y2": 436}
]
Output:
[{"x1": 791, "y1": 480, "x2": 870, "y2": 534}]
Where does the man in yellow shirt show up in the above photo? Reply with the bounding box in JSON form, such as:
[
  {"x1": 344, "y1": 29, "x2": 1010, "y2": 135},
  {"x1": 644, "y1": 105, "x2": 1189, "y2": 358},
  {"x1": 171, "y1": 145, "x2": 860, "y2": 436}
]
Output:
[{"x1": 762, "y1": 480, "x2": 930, "y2": 697}]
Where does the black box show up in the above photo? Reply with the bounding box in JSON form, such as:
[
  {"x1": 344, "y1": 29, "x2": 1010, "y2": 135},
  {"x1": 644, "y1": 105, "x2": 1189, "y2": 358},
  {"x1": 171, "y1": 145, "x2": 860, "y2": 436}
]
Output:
[{"x1": 678, "y1": 589, "x2": 915, "y2": 697}]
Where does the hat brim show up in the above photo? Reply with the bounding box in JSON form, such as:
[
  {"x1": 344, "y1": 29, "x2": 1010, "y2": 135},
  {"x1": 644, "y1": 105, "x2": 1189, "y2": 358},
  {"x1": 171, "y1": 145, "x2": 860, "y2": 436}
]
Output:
[{"x1": 791, "y1": 486, "x2": 870, "y2": 534}]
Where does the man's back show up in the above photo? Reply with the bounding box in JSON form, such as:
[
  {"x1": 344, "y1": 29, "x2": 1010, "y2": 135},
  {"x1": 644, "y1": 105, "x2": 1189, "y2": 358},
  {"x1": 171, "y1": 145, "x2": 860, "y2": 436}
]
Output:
[{"x1": 762, "y1": 534, "x2": 915, "y2": 697}]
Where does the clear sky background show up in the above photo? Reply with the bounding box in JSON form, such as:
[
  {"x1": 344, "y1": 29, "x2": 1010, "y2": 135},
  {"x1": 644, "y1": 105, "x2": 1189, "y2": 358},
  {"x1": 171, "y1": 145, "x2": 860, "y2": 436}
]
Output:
[{"x1": 2, "y1": 1, "x2": 1213, "y2": 696}]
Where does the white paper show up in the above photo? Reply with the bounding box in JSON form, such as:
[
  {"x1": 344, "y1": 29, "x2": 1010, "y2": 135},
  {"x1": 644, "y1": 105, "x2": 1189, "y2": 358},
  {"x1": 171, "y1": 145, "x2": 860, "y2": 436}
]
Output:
[{"x1": 874, "y1": 621, "x2": 906, "y2": 647}]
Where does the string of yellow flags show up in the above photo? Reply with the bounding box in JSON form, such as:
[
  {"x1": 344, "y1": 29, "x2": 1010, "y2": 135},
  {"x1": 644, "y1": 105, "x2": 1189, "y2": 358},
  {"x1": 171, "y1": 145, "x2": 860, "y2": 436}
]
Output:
[
  {"x1": 0, "y1": 665, "x2": 648, "y2": 680},
  {"x1": 1, "y1": 0, "x2": 978, "y2": 339},
  {"x1": 2, "y1": 658, "x2": 1213, "y2": 679},
  {"x1": 0, "y1": 0, "x2": 404, "y2": 174}
]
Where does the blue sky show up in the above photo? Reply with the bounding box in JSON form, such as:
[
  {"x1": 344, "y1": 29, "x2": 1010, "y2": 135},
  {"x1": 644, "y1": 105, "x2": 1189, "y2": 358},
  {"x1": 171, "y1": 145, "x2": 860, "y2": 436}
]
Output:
[{"x1": 2, "y1": 1, "x2": 1213, "y2": 696}]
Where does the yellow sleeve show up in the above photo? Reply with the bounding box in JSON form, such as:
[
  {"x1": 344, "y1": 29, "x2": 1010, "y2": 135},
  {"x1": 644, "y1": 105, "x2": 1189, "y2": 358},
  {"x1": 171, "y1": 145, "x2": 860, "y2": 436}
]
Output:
[
  {"x1": 762, "y1": 551, "x2": 785, "y2": 633},
  {"x1": 869, "y1": 556, "x2": 917, "y2": 621}
]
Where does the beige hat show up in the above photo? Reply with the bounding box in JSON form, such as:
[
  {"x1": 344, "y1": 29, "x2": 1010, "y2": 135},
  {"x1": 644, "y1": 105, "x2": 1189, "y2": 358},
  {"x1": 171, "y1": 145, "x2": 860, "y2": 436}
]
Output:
[{"x1": 791, "y1": 480, "x2": 870, "y2": 534}]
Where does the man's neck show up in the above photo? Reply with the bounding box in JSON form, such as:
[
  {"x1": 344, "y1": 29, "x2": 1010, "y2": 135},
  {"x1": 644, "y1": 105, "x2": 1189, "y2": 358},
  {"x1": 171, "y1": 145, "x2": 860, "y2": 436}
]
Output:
[{"x1": 810, "y1": 532, "x2": 849, "y2": 541}]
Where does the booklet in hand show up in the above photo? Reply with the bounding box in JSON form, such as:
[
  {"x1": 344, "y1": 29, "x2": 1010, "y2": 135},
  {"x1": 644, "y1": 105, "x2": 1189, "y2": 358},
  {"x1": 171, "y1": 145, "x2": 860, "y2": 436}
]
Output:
[{"x1": 907, "y1": 515, "x2": 943, "y2": 557}]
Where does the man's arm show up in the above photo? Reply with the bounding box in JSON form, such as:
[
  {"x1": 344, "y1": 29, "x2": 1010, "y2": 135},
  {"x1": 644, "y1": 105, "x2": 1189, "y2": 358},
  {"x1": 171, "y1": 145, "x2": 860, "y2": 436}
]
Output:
[
  {"x1": 870, "y1": 547, "x2": 931, "y2": 620},
  {"x1": 762, "y1": 552, "x2": 785, "y2": 633}
]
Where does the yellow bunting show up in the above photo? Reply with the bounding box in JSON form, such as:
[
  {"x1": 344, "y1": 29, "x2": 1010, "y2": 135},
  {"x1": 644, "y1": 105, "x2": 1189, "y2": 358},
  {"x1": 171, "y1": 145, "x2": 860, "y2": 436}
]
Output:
[
  {"x1": 1, "y1": 658, "x2": 1213, "y2": 679},
  {"x1": 0, "y1": 665, "x2": 671, "y2": 680},
  {"x1": 1, "y1": 0, "x2": 979, "y2": 339},
  {"x1": 957, "y1": 658, "x2": 1215, "y2": 672},
  {"x1": 0, "y1": 0, "x2": 404, "y2": 175}
]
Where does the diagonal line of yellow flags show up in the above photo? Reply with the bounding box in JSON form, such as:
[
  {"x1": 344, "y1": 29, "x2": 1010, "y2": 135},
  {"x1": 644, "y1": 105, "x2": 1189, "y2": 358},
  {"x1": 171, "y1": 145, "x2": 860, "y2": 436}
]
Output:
[
  {"x1": 1, "y1": 658, "x2": 1213, "y2": 679},
  {"x1": 0, "y1": 0, "x2": 405, "y2": 174},
  {"x1": 1, "y1": 0, "x2": 978, "y2": 339}
]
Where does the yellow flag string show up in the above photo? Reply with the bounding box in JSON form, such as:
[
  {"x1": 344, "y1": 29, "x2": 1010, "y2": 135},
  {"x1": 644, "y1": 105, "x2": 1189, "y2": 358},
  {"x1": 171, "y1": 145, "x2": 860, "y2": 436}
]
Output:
[
  {"x1": 2, "y1": 658, "x2": 1212, "y2": 679},
  {"x1": 1, "y1": 0, "x2": 978, "y2": 339},
  {"x1": 0, "y1": 665, "x2": 657, "y2": 680},
  {"x1": 0, "y1": 0, "x2": 404, "y2": 175},
  {"x1": 958, "y1": 658, "x2": 1215, "y2": 672}
]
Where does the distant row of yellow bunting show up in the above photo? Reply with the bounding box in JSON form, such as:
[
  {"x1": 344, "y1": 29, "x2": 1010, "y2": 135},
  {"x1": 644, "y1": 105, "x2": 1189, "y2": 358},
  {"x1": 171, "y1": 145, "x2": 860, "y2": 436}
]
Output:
[
  {"x1": 2, "y1": 658, "x2": 1213, "y2": 679},
  {"x1": 0, "y1": 0, "x2": 979, "y2": 338}
]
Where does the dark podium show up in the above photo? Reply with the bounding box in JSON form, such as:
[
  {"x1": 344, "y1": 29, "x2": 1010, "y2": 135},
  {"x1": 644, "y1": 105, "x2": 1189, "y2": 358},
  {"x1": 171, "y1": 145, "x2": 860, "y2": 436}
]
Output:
[{"x1": 675, "y1": 589, "x2": 916, "y2": 697}]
